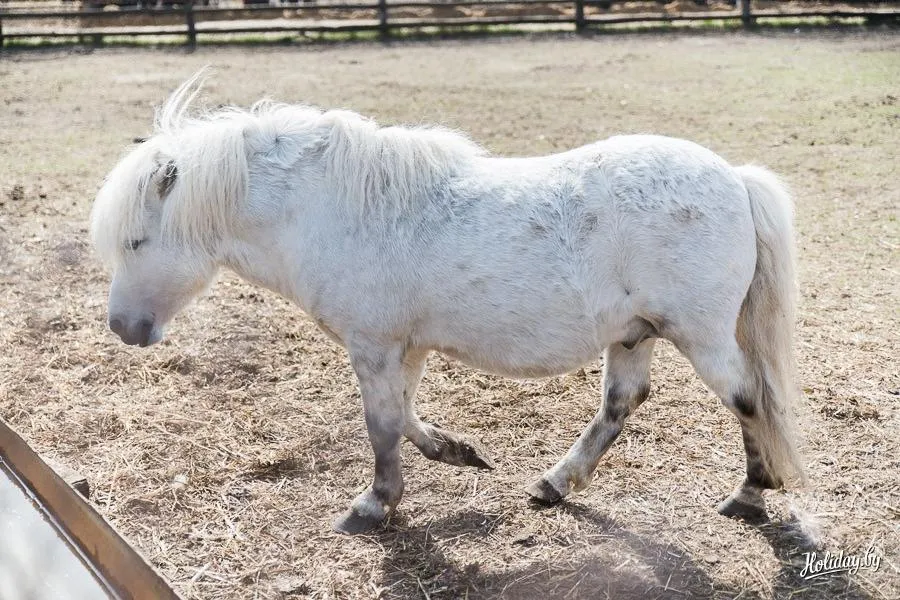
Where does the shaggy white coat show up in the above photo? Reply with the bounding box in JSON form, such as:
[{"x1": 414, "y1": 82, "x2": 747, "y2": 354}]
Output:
[{"x1": 92, "y1": 76, "x2": 804, "y2": 531}]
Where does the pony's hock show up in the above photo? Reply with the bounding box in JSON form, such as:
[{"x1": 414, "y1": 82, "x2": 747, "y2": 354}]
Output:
[{"x1": 91, "y1": 73, "x2": 806, "y2": 534}]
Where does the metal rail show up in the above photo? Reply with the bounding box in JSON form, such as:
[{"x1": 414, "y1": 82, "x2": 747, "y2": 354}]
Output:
[{"x1": 0, "y1": 418, "x2": 183, "y2": 600}]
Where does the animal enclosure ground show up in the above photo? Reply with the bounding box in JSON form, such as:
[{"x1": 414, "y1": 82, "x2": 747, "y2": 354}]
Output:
[{"x1": 0, "y1": 31, "x2": 898, "y2": 600}]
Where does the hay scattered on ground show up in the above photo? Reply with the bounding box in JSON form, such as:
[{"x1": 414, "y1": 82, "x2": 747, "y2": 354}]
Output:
[{"x1": 0, "y1": 31, "x2": 897, "y2": 599}]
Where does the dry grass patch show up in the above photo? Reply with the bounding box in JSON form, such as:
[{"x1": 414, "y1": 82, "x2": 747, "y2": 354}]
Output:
[{"x1": 1, "y1": 30, "x2": 898, "y2": 599}]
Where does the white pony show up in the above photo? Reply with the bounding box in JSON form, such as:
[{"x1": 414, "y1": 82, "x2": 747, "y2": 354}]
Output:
[{"x1": 92, "y1": 74, "x2": 806, "y2": 533}]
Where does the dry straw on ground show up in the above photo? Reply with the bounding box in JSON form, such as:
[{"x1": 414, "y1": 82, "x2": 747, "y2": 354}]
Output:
[{"x1": 0, "y1": 31, "x2": 897, "y2": 599}]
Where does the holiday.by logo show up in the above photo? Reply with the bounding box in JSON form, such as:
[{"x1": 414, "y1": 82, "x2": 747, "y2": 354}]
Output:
[{"x1": 800, "y1": 544, "x2": 882, "y2": 579}]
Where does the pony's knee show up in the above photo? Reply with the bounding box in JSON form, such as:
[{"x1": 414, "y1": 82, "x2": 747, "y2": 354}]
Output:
[
  {"x1": 406, "y1": 422, "x2": 442, "y2": 460},
  {"x1": 364, "y1": 407, "x2": 404, "y2": 452}
]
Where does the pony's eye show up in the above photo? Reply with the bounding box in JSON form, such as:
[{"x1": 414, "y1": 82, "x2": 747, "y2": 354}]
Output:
[{"x1": 127, "y1": 239, "x2": 144, "y2": 251}]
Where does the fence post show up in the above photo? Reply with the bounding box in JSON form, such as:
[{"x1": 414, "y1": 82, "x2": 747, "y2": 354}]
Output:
[
  {"x1": 378, "y1": 0, "x2": 388, "y2": 39},
  {"x1": 739, "y1": 0, "x2": 754, "y2": 28},
  {"x1": 575, "y1": 0, "x2": 585, "y2": 32},
  {"x1": 185, "y1": 0, "x2": 197, "y2": 48}
]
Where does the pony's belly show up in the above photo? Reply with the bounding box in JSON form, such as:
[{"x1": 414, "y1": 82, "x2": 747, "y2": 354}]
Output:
[
  {"x1": 417, "y1": 268, "x2": 620, "y2": 378},
  {"x1": 429, "y1": 322, "x2": 603, "y2": 379},
  {"x1": 438, "y1": 344, "x2": 600, "y2": 379}
]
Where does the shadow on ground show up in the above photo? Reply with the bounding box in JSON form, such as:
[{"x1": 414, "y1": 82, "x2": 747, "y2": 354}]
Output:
[
  {"x1": 753, "y1": 516, "x2": 875, "y2": 600},
  {"x1": 372, "y1": 503, "x2": 875, "y2": 599}
]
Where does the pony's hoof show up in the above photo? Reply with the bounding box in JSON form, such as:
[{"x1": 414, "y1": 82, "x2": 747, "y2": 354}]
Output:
[
  {"x1": 427, "y1": 429, "x2": 496, "y2": 469},
  {"x1": 455, "y1": 437, "x2": 496, "y2": 470},
  {"x1": 332, "y1": 507, "x2": 384, "y2": 535},
  {"x1": 717, "y1": 494, "x2": 768, "y2": 523},
  {"x1": 526, "y1": 477, "x2": 564, "y2": 505}
]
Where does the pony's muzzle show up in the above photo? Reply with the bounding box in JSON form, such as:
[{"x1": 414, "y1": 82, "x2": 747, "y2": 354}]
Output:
[{"x1": 109, "y1": 316, "x2": 157, "y2": 347}]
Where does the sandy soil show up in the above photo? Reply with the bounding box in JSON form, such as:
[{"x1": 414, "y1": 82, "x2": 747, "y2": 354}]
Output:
[{"x1": 0, "y1": 31, "x2": 898, "y2": 599}]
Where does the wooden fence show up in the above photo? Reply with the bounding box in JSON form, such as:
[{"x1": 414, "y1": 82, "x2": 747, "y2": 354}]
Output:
[{"x1": 1, "y1": 0, "x2": 898, "y2": 47}]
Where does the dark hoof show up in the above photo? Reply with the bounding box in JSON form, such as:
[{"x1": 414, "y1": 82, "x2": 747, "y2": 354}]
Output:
[
  {"x1": 526, "y1": 478, "x2": 564, "y2": 505},
  {"x1": 332, "y1": 507, "x2": 384, "y2": 535},
  {"x1": 717, "y1": 495, "x2": 768, "y2": 523},
  {"x1": 430, "y1": 431, "x2": 496, "y2": 470},
  {"x1": 455, "y1": 437, "x2": 496, "y2": 470}
]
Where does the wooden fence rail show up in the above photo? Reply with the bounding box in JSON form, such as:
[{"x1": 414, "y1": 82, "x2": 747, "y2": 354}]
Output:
[{"x1": 1, "y1": 1, "x2": 898, "y2": 47}]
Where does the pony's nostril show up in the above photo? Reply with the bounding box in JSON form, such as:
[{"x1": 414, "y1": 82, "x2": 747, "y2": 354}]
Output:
[
  {"x1": 109, "y1": 318, "x2": 125, "y2": 336},
  {"x1": 137, "y1": 319, "x2": 155, "y2": 346}
]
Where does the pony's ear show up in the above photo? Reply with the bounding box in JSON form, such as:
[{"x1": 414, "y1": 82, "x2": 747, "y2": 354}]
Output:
[
  {"x1": 156, "y1": 160, "x2": 178, "y2": 199},
  {"x1": 300, "y1": 134, "x2": 328, "y2": 155}
]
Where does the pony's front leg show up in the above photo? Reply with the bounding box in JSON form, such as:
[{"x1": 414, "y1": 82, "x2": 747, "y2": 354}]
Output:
[
  {"x1": 401, "y1": 349, "x2": 495, "y2": 470},
  {"x1": 333, "y1": 343, "x2": 407, "y2": 535}
]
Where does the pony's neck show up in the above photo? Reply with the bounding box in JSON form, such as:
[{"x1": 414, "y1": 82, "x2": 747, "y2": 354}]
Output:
[{"x1": 220, "y1": 223, "x2": 307, "y2": 308}]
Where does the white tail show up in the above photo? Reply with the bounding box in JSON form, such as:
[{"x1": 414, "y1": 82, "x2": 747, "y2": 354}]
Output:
[{"x1": 735, "y1": 165, "x2": 807, "y2": 487}]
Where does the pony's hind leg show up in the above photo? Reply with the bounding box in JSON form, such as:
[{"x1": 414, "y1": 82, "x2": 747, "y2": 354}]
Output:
[
  {"x1": 402, "y1": 350, "x2": 495, "y2": 470},
  {"x1": 716, "y1": 425, "x2": 779, "y2": 522},
  {"x1": 676, "y1": 334, "x2": 783, "y2": 523},
  {"x1": 527, "y1": 339, "x2": 655, "y2": 504}
]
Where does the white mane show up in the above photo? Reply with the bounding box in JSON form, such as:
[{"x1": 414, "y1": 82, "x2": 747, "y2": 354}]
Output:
[
  {"x1": 318, "y1": 109, "x2": 486, "y2": 216},
  {"x1": 91, "y1": 72, "x2": 485, "y2": 267}
]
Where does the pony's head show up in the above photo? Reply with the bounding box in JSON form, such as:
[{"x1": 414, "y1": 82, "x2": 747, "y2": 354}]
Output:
[
  {"x1": 90, "y1": 73, "x2": 247, "y2": 347},
  {"x1": 91, "y1": 71, "x2": 483, "y2": 347}
]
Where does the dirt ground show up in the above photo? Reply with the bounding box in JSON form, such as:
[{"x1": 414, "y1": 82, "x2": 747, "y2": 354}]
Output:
[{"x1": 0, "y1": 30, "x2": 898, "y2": 600}]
